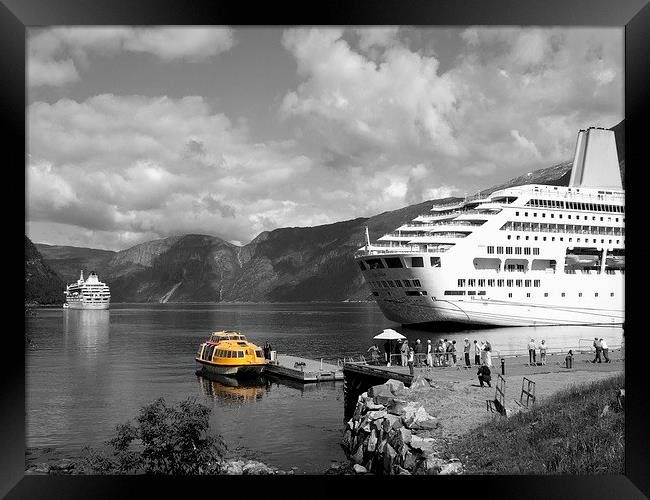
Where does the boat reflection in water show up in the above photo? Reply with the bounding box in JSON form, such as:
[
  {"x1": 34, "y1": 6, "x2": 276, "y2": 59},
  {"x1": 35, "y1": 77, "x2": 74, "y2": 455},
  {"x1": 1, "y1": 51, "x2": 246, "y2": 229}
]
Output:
[
  {"x1": 197, "y1": 371, "x2": 267, "y2": 404},
  {"x1": 197, "y1": 370, "x2": 340, "y2": 405},
  {"x1": 63, "y1": 309, "x2": 110, "y2": 352}
]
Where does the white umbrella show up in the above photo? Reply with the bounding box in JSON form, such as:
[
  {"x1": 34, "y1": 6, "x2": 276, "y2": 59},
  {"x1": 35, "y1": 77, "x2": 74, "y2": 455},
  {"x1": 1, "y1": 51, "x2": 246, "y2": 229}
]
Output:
[
  {"x1": 373, "y1": 328, "x2": 406, "y2": 340},
  {"x1": 373, "y1": 329, "x2": 406, "y2": 367}
]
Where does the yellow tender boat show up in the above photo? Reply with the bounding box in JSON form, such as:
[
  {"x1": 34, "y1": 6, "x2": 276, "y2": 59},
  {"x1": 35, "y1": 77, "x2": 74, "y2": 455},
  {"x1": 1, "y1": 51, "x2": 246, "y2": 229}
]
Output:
[{"x1": 196, "y1": 330, "x2": 266, "y2": 377}]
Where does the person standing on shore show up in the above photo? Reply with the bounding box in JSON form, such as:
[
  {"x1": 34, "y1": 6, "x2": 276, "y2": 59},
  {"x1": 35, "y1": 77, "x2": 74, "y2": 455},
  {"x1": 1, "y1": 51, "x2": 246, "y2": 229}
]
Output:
[
  {"x1": 592, "y1": 337, "x2": 602, "y2": 363},
  {"x1": 484, "y1": 340, "x2": 493, "y2": 368},
  {"x1": 539, "y1": 340, "x2": 547, "y2": 366},
  {"x1": 407, "y1": 348, "x2": 415, "y2": 376},
  {"x1": 528, "y1": 338, "x2": 537, "y2": 366},
  {"x1": 436, "y1": 340, "x2": 444, "y2": 366},
  {"x1": 451, "y1": 340, "x2": 458, "y2": 368},
  {"x1": 474, "y1": 340, "x2": 481, "y2": 365},
  {"x1": 414, "y1": 339, "x2": 423, "y2": 367},
  {"x1": 426, "y1": 340, "x2": 433, "y2": 370},
  {"x1": 463, "y1": 338, "x2": 471, "y2": 368},
  {"x1": 384, "y1": 341, "x2": 391, "y2": 364},
  {"x1": 367, "y1": 344, "x2": 380, "y2": 364},
  {"x1": 600, "y1": 338, "x2": 610, "y2": 363},
  {"x1": 400, "y1": 340, "x2": 408, "y2": 367}
]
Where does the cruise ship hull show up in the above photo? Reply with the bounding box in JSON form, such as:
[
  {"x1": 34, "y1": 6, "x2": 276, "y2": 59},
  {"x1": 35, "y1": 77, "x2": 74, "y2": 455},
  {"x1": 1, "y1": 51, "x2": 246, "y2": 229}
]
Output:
[
  {"x1": 374, "y1": 294, "x2": 624, "y2": 327},
  {"x1": 65, "y1": 301, "x2": 110, "y2": 310},
  {"x1": 362, "y1": 264, "x2": 624, "y2": 327}
]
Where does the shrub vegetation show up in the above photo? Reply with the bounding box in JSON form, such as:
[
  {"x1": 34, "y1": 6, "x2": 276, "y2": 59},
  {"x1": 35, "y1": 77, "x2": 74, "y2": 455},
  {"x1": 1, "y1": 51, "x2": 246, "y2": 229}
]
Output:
[{"x1": 81, "y1": 397, "x2": 226, "y2": 474}]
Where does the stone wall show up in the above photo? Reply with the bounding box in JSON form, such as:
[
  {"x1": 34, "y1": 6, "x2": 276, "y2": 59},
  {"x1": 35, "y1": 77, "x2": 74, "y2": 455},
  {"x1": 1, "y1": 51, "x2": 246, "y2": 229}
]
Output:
[{"x1": 341, "y1": 376, "x2": 464, "y2": 475}]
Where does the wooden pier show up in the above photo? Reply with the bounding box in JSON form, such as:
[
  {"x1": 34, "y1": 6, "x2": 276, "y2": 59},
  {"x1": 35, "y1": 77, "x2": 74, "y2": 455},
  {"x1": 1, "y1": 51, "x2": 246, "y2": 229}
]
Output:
[{"x1": 264, "y1": 354, "x2": 344, "y2": 383}]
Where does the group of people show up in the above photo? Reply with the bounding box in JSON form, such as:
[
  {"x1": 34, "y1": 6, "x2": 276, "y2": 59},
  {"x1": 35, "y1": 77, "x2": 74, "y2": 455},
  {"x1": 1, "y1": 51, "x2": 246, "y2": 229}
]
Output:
[
  {"x1": 367, "y1": 337, "x2": 495, "y2": 375},
  {"x1": 592, "y1": 337, "x2": 611, "y2": 363},
  {"x1": 526, "y1": 338, "x2": 548, "y2": 366}
]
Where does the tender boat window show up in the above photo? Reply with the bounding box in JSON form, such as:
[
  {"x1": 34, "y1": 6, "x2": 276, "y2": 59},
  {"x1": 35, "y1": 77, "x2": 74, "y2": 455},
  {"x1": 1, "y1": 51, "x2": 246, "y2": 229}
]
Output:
[
  {"x1": 411, "y1": 257, "x2": 424, "y2": 267},
  {"x1": 384, "y1": 257, "x2": 404, "y2": 268}
]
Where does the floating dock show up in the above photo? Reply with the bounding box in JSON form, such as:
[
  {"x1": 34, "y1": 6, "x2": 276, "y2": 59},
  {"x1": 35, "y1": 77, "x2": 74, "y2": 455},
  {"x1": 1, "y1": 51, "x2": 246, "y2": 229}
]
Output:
[{"x1": 264, "y1": 354, "x2": 344, "y2": 383}]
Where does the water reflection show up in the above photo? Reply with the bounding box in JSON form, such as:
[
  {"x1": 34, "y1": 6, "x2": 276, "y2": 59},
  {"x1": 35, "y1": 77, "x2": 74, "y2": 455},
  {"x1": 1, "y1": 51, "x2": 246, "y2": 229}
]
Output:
[
  {"x1": 63, "y1": 309, "x2": 110, "y2": 353},
  {"x1": 197, "y1": 372, "x2": 267, "y2": 403}
]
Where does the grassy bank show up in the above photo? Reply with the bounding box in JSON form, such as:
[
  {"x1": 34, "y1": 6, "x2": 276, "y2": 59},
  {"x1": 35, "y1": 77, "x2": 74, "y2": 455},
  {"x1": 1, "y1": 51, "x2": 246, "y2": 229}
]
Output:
[{"x1": 447, "y1": 373, "x2": 624, "y2": 474}]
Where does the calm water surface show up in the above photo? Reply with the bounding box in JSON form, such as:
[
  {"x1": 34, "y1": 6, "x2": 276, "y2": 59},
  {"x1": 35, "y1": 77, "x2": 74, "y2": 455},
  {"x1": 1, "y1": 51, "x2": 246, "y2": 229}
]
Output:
[{"x1": 25, "y1": 302, "x2": 622, "y2": 473}]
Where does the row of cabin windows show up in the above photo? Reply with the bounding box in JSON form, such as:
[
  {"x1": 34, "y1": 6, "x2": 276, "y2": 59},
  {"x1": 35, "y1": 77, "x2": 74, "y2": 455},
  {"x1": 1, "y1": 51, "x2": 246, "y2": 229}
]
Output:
[
  {"x1": 369, "y1": 279, "x2": 422, "y2": 289},
  {"x1": 214, "y1": 349, "x2": 245, "y2": 359},
  {"x1": 505, "y1": 234, "x2": 623, "y2": 245},
  {"x1": 372, "y1": 290, "x2": 429, "y2": 297},
  {"x1": 501, "y1": 221, "x2": 624, "y2": 236},
  {"x1": 515, "y1": 211, "x2": 623, "y2": 223},
  {"x1": 524, "y1": 199, "x2": 624, "y2": 213},
  {"x1": 458, "y1": 278, "x2": 542, "y2": 287},
  {"x1": 445, "y1": 290, "x2": 616, "y2": 297},
  {"x1": 200, "y1": 345, "x2": 247, "y2": 360},
  {"x1": 488, "y1": 246, "x2": 540, "y2": 255},
  {"x1": 360, "y1": 256, "x2": 440, "y2": 271}
]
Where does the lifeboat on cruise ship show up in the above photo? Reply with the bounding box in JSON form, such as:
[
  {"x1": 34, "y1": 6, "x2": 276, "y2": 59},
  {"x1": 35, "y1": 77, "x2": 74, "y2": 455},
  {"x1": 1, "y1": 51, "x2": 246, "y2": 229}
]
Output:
[{"x1": 195, "y1": 330, "x2": 266, "y2": 377}]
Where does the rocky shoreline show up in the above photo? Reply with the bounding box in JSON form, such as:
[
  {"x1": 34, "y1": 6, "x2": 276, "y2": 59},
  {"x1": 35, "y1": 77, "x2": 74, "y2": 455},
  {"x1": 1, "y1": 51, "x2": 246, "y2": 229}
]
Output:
[
  {"x1": 339, "y1": 376, "x2": 464, "y2": 475},
  {"x1": 25, "y1": 447, "x2": 294, "y2": 475}
]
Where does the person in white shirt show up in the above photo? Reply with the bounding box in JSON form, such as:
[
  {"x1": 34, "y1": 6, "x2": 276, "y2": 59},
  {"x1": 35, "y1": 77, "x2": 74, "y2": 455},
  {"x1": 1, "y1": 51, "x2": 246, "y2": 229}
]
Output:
[
  {"x1": 600, "y1": 338, "x2": 610, "y2": 363},
  {"x1": 473, "y1": 340, "x2": 481, "y2": 365},
  {"x1": 527, "y1": 339, "x2": 537, "y2": 365},
  {"x1": 483, "y1": 340, "x2": 492, "y2": 368},
  {"x1": 539, "y1": 340, "x2": 547, "y2": 365},
  {"x1": 426, "y1": 340, "x2": 433, "y2": 370}
]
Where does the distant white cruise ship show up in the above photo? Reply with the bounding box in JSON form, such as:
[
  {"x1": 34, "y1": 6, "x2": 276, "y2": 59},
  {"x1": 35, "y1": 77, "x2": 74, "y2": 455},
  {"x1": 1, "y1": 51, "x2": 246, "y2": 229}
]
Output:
[
  {"x1": 355, "y1": 127, "x2": 624, "y2": 326},
  {"x1": 64, "y1": 270, "x2": 111, "y2": 310}
]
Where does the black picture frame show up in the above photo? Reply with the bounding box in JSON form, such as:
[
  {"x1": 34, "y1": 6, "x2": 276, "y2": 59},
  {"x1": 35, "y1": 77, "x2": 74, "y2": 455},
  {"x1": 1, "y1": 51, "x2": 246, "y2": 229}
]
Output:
[{"x1": 5, "y1": 0, "x2": 648, "y2": 497}]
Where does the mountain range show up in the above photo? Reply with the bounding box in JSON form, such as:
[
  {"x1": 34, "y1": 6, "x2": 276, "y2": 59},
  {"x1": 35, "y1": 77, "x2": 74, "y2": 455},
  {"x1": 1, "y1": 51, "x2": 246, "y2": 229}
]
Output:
[{"x1": 31, "y1": 120, "x2": 625, "y2": 304}]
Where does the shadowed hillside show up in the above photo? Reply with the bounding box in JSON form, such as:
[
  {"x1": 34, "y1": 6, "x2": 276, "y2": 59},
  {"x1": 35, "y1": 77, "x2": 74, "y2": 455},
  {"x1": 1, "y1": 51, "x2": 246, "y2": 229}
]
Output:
[{"x1": 25, "y1": 236, "x2": 66, "y2": 305}]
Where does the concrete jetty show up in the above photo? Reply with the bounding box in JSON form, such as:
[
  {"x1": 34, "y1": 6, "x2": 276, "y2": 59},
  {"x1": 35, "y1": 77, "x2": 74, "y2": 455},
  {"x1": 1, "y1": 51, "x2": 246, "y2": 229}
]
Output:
[{"x1": 264, "y1": 354, "x2": 344, "y2": 383}]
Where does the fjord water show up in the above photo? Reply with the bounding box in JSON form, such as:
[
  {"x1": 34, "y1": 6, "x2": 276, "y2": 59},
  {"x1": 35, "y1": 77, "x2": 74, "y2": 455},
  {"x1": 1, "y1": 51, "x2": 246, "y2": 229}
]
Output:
[{"x1": 25, "y1": 303, "x2": 623, "y2": 473}]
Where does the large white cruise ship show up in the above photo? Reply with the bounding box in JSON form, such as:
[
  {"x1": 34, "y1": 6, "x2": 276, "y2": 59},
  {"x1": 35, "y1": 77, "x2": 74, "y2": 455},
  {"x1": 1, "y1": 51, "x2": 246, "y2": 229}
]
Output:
[
  {"x1": 354, "y1": 127, "x2": 624, "y2": 326},
  {"x1": 64, "y1": 270, "x2": 111, "y2": 310}
]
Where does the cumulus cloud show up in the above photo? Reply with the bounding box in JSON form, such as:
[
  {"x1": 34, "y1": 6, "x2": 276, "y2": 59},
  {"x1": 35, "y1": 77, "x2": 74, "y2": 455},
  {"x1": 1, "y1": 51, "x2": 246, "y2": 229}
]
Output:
[
  {"x1": 28, "y1": 27, "x2": 236, "y2": 87},
  {"x1": 27, "y1": 27, "x2": 623, "y2": 251},
  {"x1": 280, "y1": 28, "x2": 459, "y2": 160},
  {"x1": 278, "y1": 26, "x2": 622, "y2": 193},
  {"x1": 28, "y1": 94, "x2": 428, "y2": 249}
]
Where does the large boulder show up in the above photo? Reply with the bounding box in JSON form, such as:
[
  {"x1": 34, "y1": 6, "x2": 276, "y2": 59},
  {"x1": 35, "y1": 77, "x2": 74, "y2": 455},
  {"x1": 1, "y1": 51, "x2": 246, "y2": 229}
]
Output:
[
  {"x1": 409, "y1": 434, "x2": 437, "y2": 454},
  {"x1": 386, "y1": 398, "x2": 409, "y2": 416},
  {"x1": 383, "y1": 443, "x2": 397, "y2": 474},
  {"x1": 382, "y1": 413, "x2": 402, "y2": 432},
  {"x1": 353, "y1": 464, "x2": 368, "y2": 474},
  {"x1": 351, "y1": 444, "x2": 365, "y2": 465},
  {"x1": 367, "y1": 429, "x2": 378, "y2": 452},
  {"x1": 367, "y1": 410, "x2": 388, "y2": 421},
  {"x1": 385, "y1": 379, "x2": 406, "y2": 394},
  {"x1": 439, "y1": 460, "x2": 463, "y2": 475}
]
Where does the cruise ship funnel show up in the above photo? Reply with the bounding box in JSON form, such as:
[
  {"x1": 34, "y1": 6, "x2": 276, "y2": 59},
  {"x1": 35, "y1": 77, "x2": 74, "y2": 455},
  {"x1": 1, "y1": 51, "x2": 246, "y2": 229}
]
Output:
[{"x1": 569, "y1": 127, "x2": 622, "y2": 190}]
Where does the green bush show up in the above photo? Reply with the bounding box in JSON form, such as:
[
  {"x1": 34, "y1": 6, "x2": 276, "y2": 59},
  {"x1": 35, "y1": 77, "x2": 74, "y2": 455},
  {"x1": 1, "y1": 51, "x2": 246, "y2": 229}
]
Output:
[{"x1": 82, "y1": 397, "x2": 226, "y2": 474}]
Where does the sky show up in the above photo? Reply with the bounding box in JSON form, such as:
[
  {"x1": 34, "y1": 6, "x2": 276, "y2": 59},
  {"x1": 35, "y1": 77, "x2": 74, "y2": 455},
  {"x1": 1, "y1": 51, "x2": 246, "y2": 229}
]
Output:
[{"x1": 26, "y1": 26, "x2": 624, "y2": 251}]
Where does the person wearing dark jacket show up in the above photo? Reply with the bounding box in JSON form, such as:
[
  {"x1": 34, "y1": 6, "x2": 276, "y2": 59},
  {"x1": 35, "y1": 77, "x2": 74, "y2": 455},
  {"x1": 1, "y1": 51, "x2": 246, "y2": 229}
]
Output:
[{"x1": 477, "y1": 363, "x2": 492, "y2": 388}]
